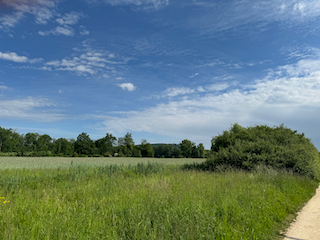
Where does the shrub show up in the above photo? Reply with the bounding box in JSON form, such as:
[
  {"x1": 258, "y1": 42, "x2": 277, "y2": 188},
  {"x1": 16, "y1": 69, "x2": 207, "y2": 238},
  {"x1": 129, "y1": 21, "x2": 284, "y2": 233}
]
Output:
[{"x1": 207, "y1": 123, "x2": 320, "y2": 179}]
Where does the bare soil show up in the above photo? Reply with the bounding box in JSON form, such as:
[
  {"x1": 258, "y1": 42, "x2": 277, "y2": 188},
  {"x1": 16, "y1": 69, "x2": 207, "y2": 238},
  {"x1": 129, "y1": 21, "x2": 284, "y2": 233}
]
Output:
[{"x1": 282, "y1": 185, "x2": 320, "y2": 240}]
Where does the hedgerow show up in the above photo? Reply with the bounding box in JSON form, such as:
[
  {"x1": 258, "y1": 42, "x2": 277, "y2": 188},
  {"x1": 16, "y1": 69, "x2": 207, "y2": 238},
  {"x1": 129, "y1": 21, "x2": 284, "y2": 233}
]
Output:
[{"x1": 207, "y1": 124, "x2": 320, "y2": 179}]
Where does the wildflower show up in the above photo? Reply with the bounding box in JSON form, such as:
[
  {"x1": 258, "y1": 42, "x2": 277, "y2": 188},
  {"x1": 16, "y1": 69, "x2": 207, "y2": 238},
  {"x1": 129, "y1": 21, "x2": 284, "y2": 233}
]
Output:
[{"x1": 0, "y1": 197, "x2": 10, "y2": 204}]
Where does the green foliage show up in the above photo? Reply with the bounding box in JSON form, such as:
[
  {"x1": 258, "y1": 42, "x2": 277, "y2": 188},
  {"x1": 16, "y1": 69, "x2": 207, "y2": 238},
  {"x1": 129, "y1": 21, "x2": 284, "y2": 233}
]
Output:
[
  {"x1": 154, "y1": 144, "x2": 175, "y2": 158},
  {"x1": 0, "y1": 128, "x2": 23, "y2": 153},
  {"x1": 117, "y1": 133, "x2": 135, "y2": 157},
  {"x1": 208, "y1": 123, "x2": 320, "y2": 179},
  {"x1": 35, "y1": 134, "x2": 52, "y2": 152},
  {"x1": 197, "y1": 143, "x2": 205, "y2": 158},
  {"x1": 53, "y1": 138, "x2": 74, "y2": 156},
  {"x1": 132, "y1": 146, "x2": 142, "y2": 157},
  {"x1": 24, "y1": 133, "x2": 40, "y2": 151},
  {"x1": 140, "y1": 139, "x2": 154, "y2": 157},
  {"x1": 74, "y1": 132, "x2": 95, "y2": 155},
  {"x1": 95, "y1": 133, "x2": 116, "y2": 155},
  {"x1": 180, "y1": 139, "x2": 195, "y2": 158}
]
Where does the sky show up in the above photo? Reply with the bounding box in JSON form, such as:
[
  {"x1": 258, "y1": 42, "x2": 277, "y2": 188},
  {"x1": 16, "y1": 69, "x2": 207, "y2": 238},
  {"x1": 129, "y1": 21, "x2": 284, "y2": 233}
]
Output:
[{"x1": 1, "y1": 0, "x2": 320, "y2": 150}]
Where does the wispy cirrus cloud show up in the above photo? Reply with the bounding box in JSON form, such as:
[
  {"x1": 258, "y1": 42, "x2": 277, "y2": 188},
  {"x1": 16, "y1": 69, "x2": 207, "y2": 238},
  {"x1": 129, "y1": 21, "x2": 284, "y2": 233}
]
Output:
[
  {"x1": 162, "y1": 87, "x2": 195, "y2": 98},
  {"x1": 0, "y1": 0, "x2": 58, "y2": 28},
  {"x1": 45, "y1": 44, "x2": 129, "y2": 76},
  {"x1": 79, "y1": 25, "x2": 90, "y2": 35},
  {"x1": 0, "y1": 97, "x2": 64, "y2": 122},
  {"x1": 180, "y1": 0, "x2": 320, "y2": 38},
  {"x1": 56, "y1": 11, "x2": 84, "y2": 25},
  {"x1": 157, "y1": 83, "x2": 231, "y2": 99},
  {"x1": 38, "y1": 11, "x2": 85, "y2": 36},
  {"x1": 85, "y1": 0, "x2": 169, "y2": 10},
  {"x1": 198, "y1": 59, "x2": 270, "y2": 69},
  {"x1": 39, "y1": 26, "x2": 74, "y2": 36}
]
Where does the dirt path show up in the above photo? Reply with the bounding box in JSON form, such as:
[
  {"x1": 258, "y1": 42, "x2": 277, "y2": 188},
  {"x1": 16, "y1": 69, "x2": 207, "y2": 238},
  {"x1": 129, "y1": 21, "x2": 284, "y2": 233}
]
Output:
[{"x1": 282, "y1": 185, "x2": 320, "y2": 240}]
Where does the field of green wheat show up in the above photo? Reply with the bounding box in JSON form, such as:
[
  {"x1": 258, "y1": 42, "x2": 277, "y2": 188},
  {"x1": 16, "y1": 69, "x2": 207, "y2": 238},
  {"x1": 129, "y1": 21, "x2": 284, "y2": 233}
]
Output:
[{"x1": 0, "y1": 157, "x2": 205, "y2": 169}]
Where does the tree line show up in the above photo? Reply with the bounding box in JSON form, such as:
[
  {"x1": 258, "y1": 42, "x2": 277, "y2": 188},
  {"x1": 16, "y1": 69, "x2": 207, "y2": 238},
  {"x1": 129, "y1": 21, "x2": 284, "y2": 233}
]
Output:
[{"x1": 0, "y1": 127, "x2": 206, "y2": 158}]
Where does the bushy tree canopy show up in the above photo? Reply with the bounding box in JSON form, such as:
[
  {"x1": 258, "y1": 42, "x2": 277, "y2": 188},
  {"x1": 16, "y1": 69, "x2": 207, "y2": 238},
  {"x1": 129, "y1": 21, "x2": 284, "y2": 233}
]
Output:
[
  {"x1": 207, "y1": 123, "x2": 320, "y2": 179},
  {"x1": 74, "y1": 132, "x2": 95, "y2": 155}
]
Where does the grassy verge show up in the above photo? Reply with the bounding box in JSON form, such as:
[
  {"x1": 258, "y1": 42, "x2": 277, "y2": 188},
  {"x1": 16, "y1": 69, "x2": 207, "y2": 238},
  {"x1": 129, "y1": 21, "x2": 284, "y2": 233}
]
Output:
[
  {"x1": 0, "y1": 157, "x2": 205, "y2": 169},
  {"x1": 0, "y1": 164, "x2": 318, "y2": 239}
]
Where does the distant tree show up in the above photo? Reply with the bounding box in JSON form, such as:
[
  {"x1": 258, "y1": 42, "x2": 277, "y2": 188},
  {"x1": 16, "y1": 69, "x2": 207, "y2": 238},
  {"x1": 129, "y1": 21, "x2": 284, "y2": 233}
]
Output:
[
  {"x1": 197, "y1": 143, "x2": 205, "y2": 158},
  {"x1": 172, "y1": 147, "x2": 182, "y2": 158},
  {"x1": 192, "y1": 145, "x2": 199, "y2": 158},
  {"x1": 54, "y1": 138, "x2": 74, "y2": 156},
  {"x1": 36, "y1": 134, "x2": 52, "y2": 152},
  {"x1": 0, "y1": 127, "x2": 23, "y2": 152},
  {"x1": 154, "y1": 144, "x2": 174, "y2": 158},
  {"x1": 95, "y1": 133, "x2": 117, "y2": 155},
  {"x1": 74, "y1": 132, "x2": 94, "y2": 155},
  {"x1": 124, "y1": 133, "x2": 134, "y2": 157},
  {"x1": 133, "y1": 145, "x2": 142, "y2": 157},
  {"x1": 24, "y1": 133, "x2": 40, "y2": 151},
  {"x1": 180, "y1": 139, "x2": 195, "y2": 158},
  {"x1": 117, "y1": 137, "x2": 127, "y2": 156},
  {"x1": 140, "y1": 139, "x2": 154, "y2": 157}
]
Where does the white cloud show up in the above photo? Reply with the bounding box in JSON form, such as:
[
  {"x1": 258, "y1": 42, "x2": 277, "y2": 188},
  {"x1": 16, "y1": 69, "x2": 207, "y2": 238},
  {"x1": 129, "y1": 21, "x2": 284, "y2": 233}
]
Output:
[
  {"x1": 45, "y1": 48, "x2": 127, "y2": 76},
  {"x1": 189, "y1": 72, "x2": 199, "y2": 78},
  {"x1": 0, "y1": 97, "x2": 64, "y2": 122},
  {"x1": 57, "y1": 65, "x2": 95, "y2": 74},
  {"x1": 0, "y1": 51, "x2": 28, "y2": 62},
  {"x1": 197, "y1": 86, "x2": 206, "y2": 92},
  {"x1": 56, "y1": 11, "x2": 84, "y2": 26},
  {"x1": 0, "y1": 12, "x2": 24, "y2": 28},
  {"x1": 87, "y1": 0, "x2": 169, "y2": 10},
  {"x1": 34, "y1": 6, "x2": 55, "y2": 24},
  {"x1": 46, "y1": 60, "x2": 60, "y2": 66},
  {"x1": 0, "y1": 0, "x2": 57, "y2": 28},
  {"x1": 0, "y1": 51, "x2": 43, "y2": 63},
  {"x1": 0, "y1": 85, "x2": 8, "y2": 90},
  {"x1": 101, "y1": 56, "x2": 320, "y2": 148},
  {"x1": 10, "y1": 65, "x2": 51, "y2": 71},
  {"x1": 163, "y1": 87, "x2": 195, "y2": 97},
  {"x1": 159, "y1": 84, "x2": 230, "y2": 99},
  {"x1": 39, "y1": 26, "x2": 74, "y2": 36},
  {"x1": 119, "y1": 83, "x2": 136, "y2": 91},
  {"x1": 206, "y1": 83, "x2": 229, "y2": 91},
  {"x1": 80, "y1": 29, "x2": 90, "y2": 35}
]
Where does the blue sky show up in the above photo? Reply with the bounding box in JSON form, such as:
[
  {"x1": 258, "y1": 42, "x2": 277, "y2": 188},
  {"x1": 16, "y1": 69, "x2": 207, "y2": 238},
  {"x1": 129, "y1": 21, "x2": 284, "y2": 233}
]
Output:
[{"x1": 1, "y1": 0, "x2": 320, "y2": 149}]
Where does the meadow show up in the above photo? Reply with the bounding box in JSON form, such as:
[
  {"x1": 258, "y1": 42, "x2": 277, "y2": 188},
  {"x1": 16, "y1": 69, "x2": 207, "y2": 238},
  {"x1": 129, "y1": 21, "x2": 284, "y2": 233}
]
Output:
[
  {"x1": 0, "y1": 162, "x2": 318, "y2": 239},
  {"x1": 0, "y1": 157, "x2": 205, "y2": 169}
]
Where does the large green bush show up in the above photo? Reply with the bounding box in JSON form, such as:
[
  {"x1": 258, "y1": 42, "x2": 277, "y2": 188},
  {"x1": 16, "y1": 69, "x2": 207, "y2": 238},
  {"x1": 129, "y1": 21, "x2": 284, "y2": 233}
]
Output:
[{"x1": 207, "y1": 124, "x2": 320, "y2": 179}]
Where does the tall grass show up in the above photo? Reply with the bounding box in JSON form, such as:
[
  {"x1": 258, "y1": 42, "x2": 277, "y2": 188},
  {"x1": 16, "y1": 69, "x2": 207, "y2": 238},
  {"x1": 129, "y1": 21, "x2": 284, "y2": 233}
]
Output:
[{"x1": 0, "y1": 163, "x2": 318, "y2": 239}]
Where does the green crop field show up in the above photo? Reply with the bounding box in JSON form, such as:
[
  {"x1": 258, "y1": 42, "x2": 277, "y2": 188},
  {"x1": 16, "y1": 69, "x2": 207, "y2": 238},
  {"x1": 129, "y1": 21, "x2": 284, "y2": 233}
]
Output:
[{"x1": 0, "y1": 157, "x2": 205, "y2": 169}]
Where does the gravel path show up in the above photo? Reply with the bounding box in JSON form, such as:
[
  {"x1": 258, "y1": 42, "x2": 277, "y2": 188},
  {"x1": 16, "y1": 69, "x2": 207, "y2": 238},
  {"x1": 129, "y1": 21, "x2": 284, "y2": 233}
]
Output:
[{"x1": 282, "y1": 185, "x2": 320, "y2": 240}]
